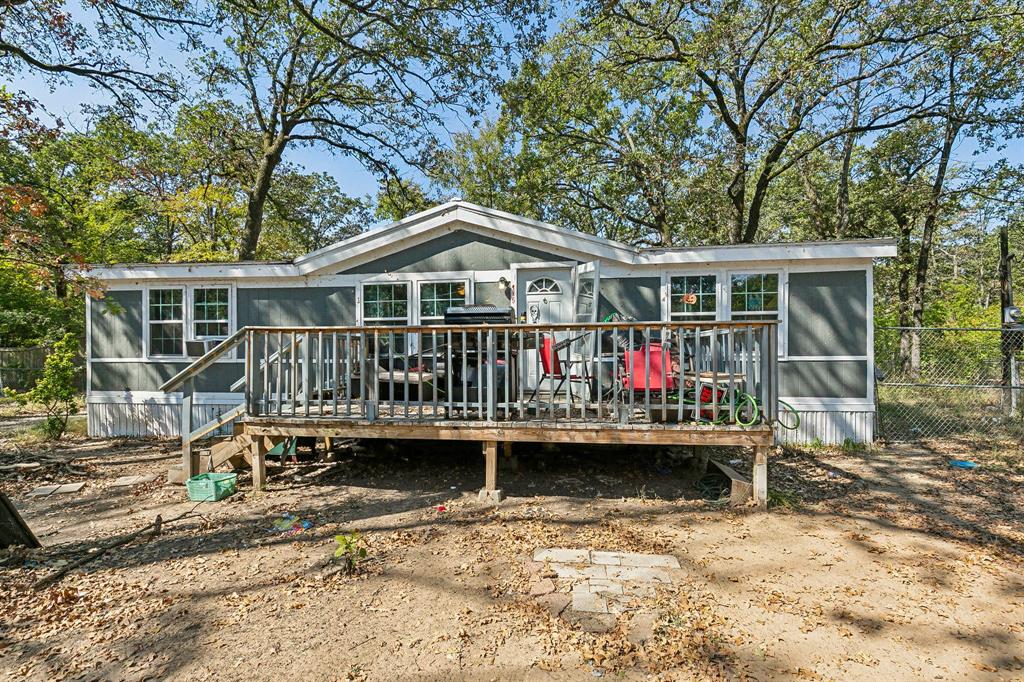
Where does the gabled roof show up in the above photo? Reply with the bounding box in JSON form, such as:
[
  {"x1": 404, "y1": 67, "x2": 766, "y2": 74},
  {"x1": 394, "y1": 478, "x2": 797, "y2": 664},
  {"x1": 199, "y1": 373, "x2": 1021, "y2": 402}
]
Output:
[
  {"x1": 83, "y1": 200, "x2": 897, "y2": 281},
  {"x1": 292, "y1": 200, "x2": 641, "y2": 275}
]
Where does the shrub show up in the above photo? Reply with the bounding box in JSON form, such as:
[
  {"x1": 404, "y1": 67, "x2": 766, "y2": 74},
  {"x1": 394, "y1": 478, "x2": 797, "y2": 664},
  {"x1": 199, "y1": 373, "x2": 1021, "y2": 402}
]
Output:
[{"x1": 5, "y1": 333, "x2": 81, "y2": 439}]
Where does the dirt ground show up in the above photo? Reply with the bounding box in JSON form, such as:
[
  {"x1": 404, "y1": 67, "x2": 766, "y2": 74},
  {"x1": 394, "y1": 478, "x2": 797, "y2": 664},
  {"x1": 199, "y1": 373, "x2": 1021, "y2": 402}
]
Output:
[{"x1": 1, "y1": 424, "x2": 1022, "y2": 681}]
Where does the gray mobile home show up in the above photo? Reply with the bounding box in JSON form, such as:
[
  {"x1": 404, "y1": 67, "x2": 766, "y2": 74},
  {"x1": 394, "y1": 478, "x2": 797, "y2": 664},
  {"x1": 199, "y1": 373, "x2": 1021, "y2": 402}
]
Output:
[{"x1": 84, "y1": 201, "x2": 893, "y2": 455}]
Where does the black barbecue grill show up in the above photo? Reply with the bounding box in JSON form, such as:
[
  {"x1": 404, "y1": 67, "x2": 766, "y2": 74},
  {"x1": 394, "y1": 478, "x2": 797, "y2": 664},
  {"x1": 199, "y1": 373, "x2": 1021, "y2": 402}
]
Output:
[{"x1": 443, "y1": 305, "x2": 514, "y2": 325}]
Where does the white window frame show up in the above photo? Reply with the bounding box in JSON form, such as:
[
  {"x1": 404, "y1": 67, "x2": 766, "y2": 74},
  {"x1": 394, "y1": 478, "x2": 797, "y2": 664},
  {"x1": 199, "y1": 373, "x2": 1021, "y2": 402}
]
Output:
[
  {"x1": 727, "y1": 270, "x2": 782, "y2": 322},
  {"x1": 660, "y1": 267, "x2": 788, "y2": 357},
  {"x1": 142, "y1": 284, "x2": 237, "y2": 360},
  {"x1": 359, "y1": 281, "x2": 411, "y2": 326},
  {"x1": 725, "y1": 269, "x2": 786, "y2": 357},
  {"x1": 668, "y1": 273, "x2": 718, "y2": 321},
  {"x1": 191, "y1": 286, "x2": 232, "y2": 341},
  {"x1": 145, "y1": 287, "x2": 186, "y2": 358},
  {"x1": 418, "y1": 279, "x2": 470, "y2": 324}
]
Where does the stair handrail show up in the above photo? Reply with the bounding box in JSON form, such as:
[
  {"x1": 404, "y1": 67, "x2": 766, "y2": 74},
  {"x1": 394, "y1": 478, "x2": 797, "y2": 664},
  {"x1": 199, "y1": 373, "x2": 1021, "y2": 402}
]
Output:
[{"x1": 159, "y1": 327, "x2": 248, "y2": 392}]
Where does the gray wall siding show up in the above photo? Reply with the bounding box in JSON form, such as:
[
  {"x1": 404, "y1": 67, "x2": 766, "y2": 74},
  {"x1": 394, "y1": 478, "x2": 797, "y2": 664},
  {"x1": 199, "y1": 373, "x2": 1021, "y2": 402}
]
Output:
[
  {"x1": 342, "y1": 230, "x2": 569, "y2": 274},
  {"x1": 598, "y1": 277, "x2": 661, "y2": 321},
  {"x1": 787, "y1": 270, "x2": 867, "y2": 357},
  {"x1": 92, "y1": 361, "x2": 241, "y2": 392},
  {"x1": 780, "y1": 360, "x2": 868, "y2": 398},
  {"x1": 238, "y1": 287, "x2": 355, "y2": 327},
  {"x1": 91, "y1": 290, "x2": 143, "y2": 359}
]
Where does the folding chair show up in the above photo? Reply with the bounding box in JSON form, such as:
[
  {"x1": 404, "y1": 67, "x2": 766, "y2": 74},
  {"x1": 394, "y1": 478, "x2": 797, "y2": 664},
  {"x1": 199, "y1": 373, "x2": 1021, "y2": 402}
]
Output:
[
  {"x1": 527, "y1": 335, "x2": 587, "y2": 403},
  {"x1": 621, "y1": 342, "x2": 678, "y2": 396}
]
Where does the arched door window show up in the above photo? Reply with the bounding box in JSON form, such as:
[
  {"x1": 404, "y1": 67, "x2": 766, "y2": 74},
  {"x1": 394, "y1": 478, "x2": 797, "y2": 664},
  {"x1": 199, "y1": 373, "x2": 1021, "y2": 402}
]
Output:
[{"x1": 526, "y1": 277, "x2": 562, "y2": 294}]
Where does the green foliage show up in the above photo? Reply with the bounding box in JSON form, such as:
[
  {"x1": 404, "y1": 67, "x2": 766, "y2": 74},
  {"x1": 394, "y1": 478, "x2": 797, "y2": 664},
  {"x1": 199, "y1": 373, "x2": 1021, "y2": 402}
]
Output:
[
  {"x1": 333, "y1": 531, "x2": 368, "y2": 574},
  {"x1": 767, "y1": 489, "x2": 801, "y2": 509},
  {"x1": 5, "y1": 333, "x2": 81, "y2": 440}
]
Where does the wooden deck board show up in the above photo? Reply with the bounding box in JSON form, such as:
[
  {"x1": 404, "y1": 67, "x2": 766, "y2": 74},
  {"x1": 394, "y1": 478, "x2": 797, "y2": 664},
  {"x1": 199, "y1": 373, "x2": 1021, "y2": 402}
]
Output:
[{"x1": 241, "y1": 415, "x2": 772, "y2": 447}]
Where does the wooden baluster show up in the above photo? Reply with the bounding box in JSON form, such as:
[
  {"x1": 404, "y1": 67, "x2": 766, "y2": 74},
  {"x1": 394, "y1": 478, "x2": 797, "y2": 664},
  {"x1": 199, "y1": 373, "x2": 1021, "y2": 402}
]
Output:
[
  {"x1": 332, "y1": 331, "x2": 339, "y2": 417},
  {"x1": 728, "y1": 327, "x2": 736, "y2": 424},
  {"x1": 711, "y1": 327, "x2": 719, "y2": 423},
  {"x1": 461, "y1": 330, "x2": 468, "y2": 417},
  {"x1": 644, "y1": 325, "x2": 651, "y2": 419},
  {"x1": 677, "y1": 325, "x2": 684, "y2": 423},
  {"x1": 446, "y1": 330, "x2": 453, "y2": 419},
  {"x1": 477, "y1": 328, "x2": 484, "y2": 418},
  {"x1": 503, "y1": 328, "x2": 510, "y2": 421},
  {"x1": 276, "y1": 331, "x2": 283, "y2": 417},
  {"x1": 694, "y1": 326, "x2": 702, "y2": 423},
  {"x1": 626, "y1": 326, "x2": 634, "y2": 421}
]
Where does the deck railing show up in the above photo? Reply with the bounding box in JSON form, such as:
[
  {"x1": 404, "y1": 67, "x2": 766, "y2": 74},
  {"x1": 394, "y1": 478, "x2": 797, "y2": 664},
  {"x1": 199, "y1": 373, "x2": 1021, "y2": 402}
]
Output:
[{"x1": 234, "y1": 321, "x2": 779, "y2": 428}]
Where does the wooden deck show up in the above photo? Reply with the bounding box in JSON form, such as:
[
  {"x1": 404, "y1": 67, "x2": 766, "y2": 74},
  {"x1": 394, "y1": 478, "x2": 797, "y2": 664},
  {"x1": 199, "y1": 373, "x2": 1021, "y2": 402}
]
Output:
[{"x1": 163, "y1": 320, "x2": 780, "y2": 508}]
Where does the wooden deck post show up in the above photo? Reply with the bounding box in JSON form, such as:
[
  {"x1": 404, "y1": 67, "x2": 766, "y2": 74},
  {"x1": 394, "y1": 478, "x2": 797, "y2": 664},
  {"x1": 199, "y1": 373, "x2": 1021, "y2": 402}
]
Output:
[
  {"x1": 251, "y1": 431, "x2": 268, "y2": 491},
  {"x1": 181, "y1": 379, "x2": 199, "y2": 479},
  {"x1": 753, "y1": 445, "x2": 769, "y2": 510},
  {"x1": 478, "y1": 440, "x2": 503, "y2": 504}
]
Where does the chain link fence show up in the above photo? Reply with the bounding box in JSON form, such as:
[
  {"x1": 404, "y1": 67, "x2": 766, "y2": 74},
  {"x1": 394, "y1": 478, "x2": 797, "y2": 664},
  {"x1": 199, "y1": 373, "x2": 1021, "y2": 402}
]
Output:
[{"x1": 875, "y1": 327, "x2": 1024, "y2": 441}]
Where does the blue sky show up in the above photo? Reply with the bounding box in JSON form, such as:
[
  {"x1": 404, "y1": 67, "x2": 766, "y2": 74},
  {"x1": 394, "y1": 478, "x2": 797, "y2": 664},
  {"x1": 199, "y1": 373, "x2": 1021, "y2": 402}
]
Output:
[{"x1": 16, "y1": 8, "x2": 1022, "y2": 203}]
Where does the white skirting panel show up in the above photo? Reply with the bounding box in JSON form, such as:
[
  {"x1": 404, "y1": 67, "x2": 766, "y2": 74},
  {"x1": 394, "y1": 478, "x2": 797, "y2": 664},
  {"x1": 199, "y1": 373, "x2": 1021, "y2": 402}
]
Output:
[
  {"x1": 776, "y1": 409, "x2": 875, "y2": 445},
  {"x1": 88, "y1": 398, "x2": 875, "y2": 445},
  {"x1": 87, "y1": 401, "x2": 241, "y2": 438}
]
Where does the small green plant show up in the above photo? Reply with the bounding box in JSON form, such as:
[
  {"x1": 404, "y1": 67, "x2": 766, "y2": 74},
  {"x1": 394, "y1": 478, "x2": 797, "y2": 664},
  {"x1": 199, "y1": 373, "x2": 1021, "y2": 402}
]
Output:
[
  {"x1": 333, "y1": 531, "x2": 368, "y2": 574},
  {"x1": 5, "y1": 333, "x2": 81, "y2": 440},
  {"x1": 841, "y1": 438, "x2": 866, "y2": 452},
  {"x1": 807, "y1": 437, "x2": 825, "y2": 449},
  {"x1": 767, "y1": 488, "x2": 801, "y2": 509}
]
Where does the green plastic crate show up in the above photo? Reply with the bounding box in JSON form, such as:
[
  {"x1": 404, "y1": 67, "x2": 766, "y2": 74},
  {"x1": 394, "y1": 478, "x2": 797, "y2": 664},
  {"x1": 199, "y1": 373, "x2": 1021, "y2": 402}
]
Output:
[{"x1": 185, "y1": 472, "x2": 238, "y2": 502}]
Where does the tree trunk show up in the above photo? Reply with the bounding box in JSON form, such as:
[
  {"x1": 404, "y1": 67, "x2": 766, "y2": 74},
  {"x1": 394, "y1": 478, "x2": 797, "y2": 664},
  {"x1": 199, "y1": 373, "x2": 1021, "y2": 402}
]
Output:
[
  {"x1": 999, "y1": 220, "x2": 1015, "y2": 414},
  {"x1": 834, "y1": 54, "x2": 865, "y2": 238},
  {"x1": 728, "y1": 139, "x2": 747, "y2": 243},
  {"x1": 240, "y1": 134, "x2": 289, "y2": 260},
  {"x1": 895, "y1": 214, "x2": 914, "y2": 375},
  {"x1": 909, "y1": 118, "x2": 959, "y2": 376}
]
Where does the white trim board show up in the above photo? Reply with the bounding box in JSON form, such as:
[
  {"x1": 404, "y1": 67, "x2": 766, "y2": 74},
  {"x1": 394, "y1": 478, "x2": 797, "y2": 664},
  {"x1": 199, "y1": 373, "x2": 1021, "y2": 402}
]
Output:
[
  {"x1": 780, "y1": 397, "x2": 875, "y2": 410},
  {"x1": 87, "y1": 391, "x2": 244, "y2": 405}
]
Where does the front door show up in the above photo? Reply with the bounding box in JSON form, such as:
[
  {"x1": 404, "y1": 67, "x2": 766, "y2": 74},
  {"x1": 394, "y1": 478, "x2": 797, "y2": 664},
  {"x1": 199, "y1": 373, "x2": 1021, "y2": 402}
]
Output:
[
  {"x1": 517, "y1": 267, "x2": 573, "y2": 390},
  {"x1": 521, "y1": 268, "x2": 573, "y2": 326}
]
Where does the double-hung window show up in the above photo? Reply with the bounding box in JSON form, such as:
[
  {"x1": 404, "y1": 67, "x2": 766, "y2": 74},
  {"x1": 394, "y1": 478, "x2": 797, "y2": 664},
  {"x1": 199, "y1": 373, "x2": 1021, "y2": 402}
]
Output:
[
  {"x1": 730, "y1": 273, "x2": 779, "y2": 321},
  {"x1": 148, "y1": 288, "x2": 185, "y2": 356},
  {"x1": 419, "y1": 280, "x2": 466, "y2": 353},
  {"x1": 362, "y1": 282, "x2": 409, "y2": 354},
  {"x1": 192, "y1": 287, "x2": 230, "y2": 339},
  {"x1": 670, "y1": 275, "x2": 717, "y2": 321},
  {"x1": 147, "y1": 286, "x2": 233, "y2": 357},
  {"x1": 419, "y1": 281, "x2": 466, "y2": 323}
]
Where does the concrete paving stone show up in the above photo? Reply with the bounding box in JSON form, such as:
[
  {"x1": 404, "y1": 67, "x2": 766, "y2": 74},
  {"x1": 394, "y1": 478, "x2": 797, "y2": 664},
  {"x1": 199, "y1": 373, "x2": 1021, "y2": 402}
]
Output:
[
  {"x1": 534, "y1": 548, "x2": 590, "y2": 564},
  {"x1": 616, "y1": 553, "x2": 681, "y2": 569},
  {"x1": 524, "y1": 561, "x2": 544, "y2": 575},
  {"x1": 27, "y1": 485, "x2": 60, "y2": 498},
  {"x1": 588, "y1": 579, "x2": 624, "y2": 594},
  {"x1": 571, "y1": 585, "x2": 608, "y2": 613},
  {"x1": 621, "y1": 583, "x2": 657, "y2": 598},
  {"x1": 605, "y1": 565, "x2": 673, "y2": 583},
  {"x1": 577, "y1": 613, "x2": 617, "y2": 633},
  {"x1": 53, "y1": 482, "x2": 85, "y2": 494},
  {"x1": 550, "y1": 563, "x2": 606, "y2": 579},
  {"x1": 111, "y1": 474, "x2": 158, "y2": 487},
  {"x1": 536, "y1": 593, "x2": 570, "y2": 618},
  {"x1": 529, "y1": 578, "x2": 556, "y2": 596},
  {"x1": 590, "y1": 551, "x2": 623, "y2": 566}
]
